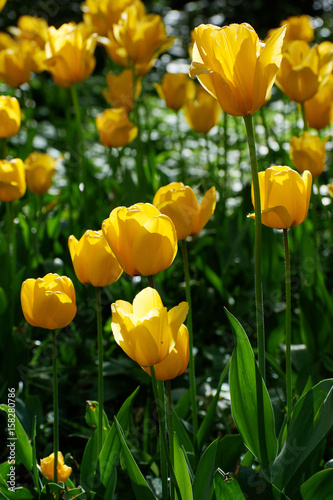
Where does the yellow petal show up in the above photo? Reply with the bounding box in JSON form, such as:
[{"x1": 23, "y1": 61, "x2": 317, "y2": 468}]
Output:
[
  {"x1": 132, "y1": 287, "x2": 164, "y2": 318},
  {"x1": 20, "y1": 279, "x2": 39, "y2": 327}
]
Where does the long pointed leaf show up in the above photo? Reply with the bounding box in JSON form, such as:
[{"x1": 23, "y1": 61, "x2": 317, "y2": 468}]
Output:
[
  {"x1": 0, "y1": 404, "x2": 33, "y2": 473},
  {"x1": 173, "y1": 433, "x2": 193, "y2": 500}
]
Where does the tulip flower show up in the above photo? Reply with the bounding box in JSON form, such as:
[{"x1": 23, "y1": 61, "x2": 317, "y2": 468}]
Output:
[
  {"x1": 9, "y1": 15, "x2": 49, "y2": 49},
  {"x1": 102, "y1": 69, "x2": 141, "y2": 113},
  {"x1": 101, "y1": 1, "x2": 174, "y2": 75},
  {"x1": 20, "y1": 273, "x2": 76, "y2": 330},
  {"x1": 0, "y1": 1, "x2": 6, "y2": 12},
  {"x1": 0, "y1": 37, "x2": 43, "y2": 87},
  {"x1": 0, "y1": 96, "x2": 21, "y2": 138},
  {"x1": 281, "y1": 15, "x2": 314, "y2": 43},
  {"x1": 24, "y1": 152, "x2": 57, "y2": 195},
  {"x1": 189, "y1": 23, "x2": 286, "y2": 117},
  {"x1": 183, "y1": 85, "x2": 221, "y2": 134},
  {"x1": 275, "y1": 41, "x2": 320, "y2": 103},
  {"x1": 68, "y1": 230, "x2": 123, "y2": 287},
  {"x1": 111, "y1": 286, "x2": 188, "y2": 367},
  {"x1": 44, "y1": 22, "x2": 97, "y2": 88},
  {"x1": 82, "y1": 0, "x2": 134, "y2": 36},
  {"x1": 96, "y1": 107, "x2": 138, "y2": 148},
  {"x1": 102, "y1": 203, "x2": 178, "y2": 276},
  {"x1": 142, "y1": 323, "x2": 189, "y2": 380},
  {"x1": 153, "y1": 182, "x2": 216, "y2": 241},
  {"x1": 154, "y1": 73, "x2": 195, "y2": 111},
  {"x1": 289, "y1": 132, "x2": 329, "y2": 178},
  {"x1": 249, "y1": 166, "x2": 312, "y2": 229},
  {"x1": 0, "y1": 159, "x2": 26, "y2": 202},
  {"x1": 40, "y1": 452, "x2": 72, "y2": 483},
  {"x1": 304, "y1": 75, "x2": 333, "y2": 130}
]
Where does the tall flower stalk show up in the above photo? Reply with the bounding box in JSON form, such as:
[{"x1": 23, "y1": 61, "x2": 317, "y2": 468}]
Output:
[
  {"x1": 95, "y1": 287, "x2": 104, "y2": 454},
  {"x1": 283, "y1": 229, "x2": 292, "y2": 423},
  {"x1": 52, "y1": 330, "x2": 59, "y2": 483}
]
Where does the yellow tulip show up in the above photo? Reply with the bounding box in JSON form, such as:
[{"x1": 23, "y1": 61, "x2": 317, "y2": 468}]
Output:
[
  {"x1": 0, "y1": 96, "x2": 20, "y2": 138},
  {"x1": 20, "y1": 273, "x2": 76, "y2": 330},
  {"x1": 44, "y1": 22, "x2": 97, "y2": 88},
  {"x1": 153, "y1": 182, "x2": 216, "y2": 241},
  {"x1": 40, "y1": 452, "x2": 72, "y2": 483},
  {"x1": 82, "y1": 0, "x2": 135, "y2": 36},
  {"x1": 183, "y1": 85, "x2": 222, "y2": 134},
  {"x1": 189, "y1": 23, "x2": 286, "y2": 117},
  {"x1": 102, "y1": 69, "x2": 141, "y2": 113},
  {"x1": 96, "y1": 107, "x2": 138, "y2": 147},
  {"x1": 9, "y1": 15, "x2": 49, "y2": 49},
  {"x1": 111, "y1": 286, "x2": 188, "y2": 367},
  {"x1": 102, "y1": 0, "x2": 174, "y2": 75},
  {"x1": 290, "y1": 132, "x2": 328, "y2": 179},
  {"x1": 304, "y1": 75, "x2": 333, "y2": 130},
  {"x1": 142, "y1": 323, "x2": 189, "y2": 380},
  {"x1": 24, "y1": 152, "x2": 57, "y2": 195},
  {"x1": 102, "y1": 203, "x2": 178, "y2": 276},
  {"x1": 249, "y1": 166, "x2": 312, "y2": 229},
  {"x1": 0, "y1": 38, "x2": 42, "y2": 87},
  {"x1": 154, "y1": 73, "x2": 195, "y2": 111},
  {"x1": 275, "y1": 41, "x2": 320, "y2": 103},
  {"x1": 0, "y1": 159, "x2": 26, "y2": 202},
  {"x1": 0, "y1": 1, "x2": 6, "y2": 11},
  {"x1": 68, "y1": 230, "x2": 123, "y2": 287},
  {"x1": 281, "y1": 15, "x2": 314, "y2": 43}
]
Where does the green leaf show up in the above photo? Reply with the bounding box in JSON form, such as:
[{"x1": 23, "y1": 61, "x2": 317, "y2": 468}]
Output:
[
  {"x1": 300, "y1": 469, "x2": 333, "y2": 499},
  {"x1": 192, "y1": 438, "x2": 219, "y2": 500},
  {"x1": 226, "y1": 310, "x2": 278, "y2": 467},
  {"x1": 173, "y1": 432, "x2": 193, "y2": 500},
  {"x1": 213, "y1": 469, "x2": 245, "y2": 500},
  {"x1": 0, "y1": 405, "x2": 33, "y2": 473},
  {"x1": 271, "y1": 379, "x2": 333, "y2": 490},
  {"x1": 114, "y1": 417, "x2": 156, "y2": 500},
  {"x1": 237, "y1": 466, "x2": 291, "y2": 499}
]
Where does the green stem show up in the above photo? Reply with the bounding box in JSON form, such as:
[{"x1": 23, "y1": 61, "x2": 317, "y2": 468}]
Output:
[
  {"x1": 283, "y1": 229, "x2": 292, "y2": 423},
  {"x1": 301, "y1": 102, "x2": 308, "y2": 132},
  {"x1": 52, "y1": 330, "x2": 59, "y2": 483},
  {"x1": 243, "y1": 114, "x2": 265, "y2": 380},
  {"x1": 147, "y1": 275, "x2": 155, "y2": 288},
  {"x1": 2, "y1": 137, "x2": 7, "y2": 158},
  {"x1": 166, "y1": 380, "x2": 175, "y2": 500},
  {"x1": 181, "y1": 240, "x2": 198, "y2": 441},
  {"x1": 95, "y1": 287, "x2": 104, "y2": 455},
  {"x1": 176, "y1": 111, "x2": 185, "y2": 182},
  {"x1": 6, "y1": 202, "x2": 16, "y2": 332}
]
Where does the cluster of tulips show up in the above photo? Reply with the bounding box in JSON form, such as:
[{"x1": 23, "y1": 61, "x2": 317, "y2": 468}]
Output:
[{"x1": 0, "y1": 0, "x2": 333, "y2": 497}]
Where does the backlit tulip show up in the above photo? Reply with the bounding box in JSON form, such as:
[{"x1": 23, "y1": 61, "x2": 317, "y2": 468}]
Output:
[
  {"x1": 281, "y1": 15, "x2": 314, "y2": 43},
  {"x1": 24, "y1": 152, "x2": 57, "y2": 195},
  {"x1": 154, "y1": 73, "x2": 195, "y2": 111},
  {"x1": 102, "y1": 1, "x2": 174, "y2": 75},
  {"x1": 102, "y1": 69, "x2": 141, "y2": 113},
  {"x1": 0, "y1": 1, "x2": 6, "y2": 12},
  {"x1": 21, "y1": 273, "x2": 76, "y2": 330},
  {"x1": 189, "y1": 23, "x2": 286, "y2": 117},
  {"x1": 9, "y1": 15, "x2": 49, "y2": 49},
  {"x1": 0, "y1": 38, "x2": 42, "y2": 87},
  {"x1": 0, "y1": 96, "x2": 20, "y2": 137},
  {"x1": 183, "y1": 85, "x2": 221, "y2": 134},
  {"x1": 68, "y1": 230, "x2": 123, "y2": 287},
  {"x1": 82, "y1": 0, "x2": 135, "y2": 36},
  {"x1": 40, "y1": 452, "x2": 72, "y2": 483},
  {"x1": 153, "y1": 182, "x2": 216, "y2": 240},
  {"x1": 290, "y1": 132, "x2": 328, "y2": 178},
  {"x1": 44, "y1": 22, "x2": 97, "y2": 88},
  {"x1": 304, "y1": 76, "x2": 333, "y2": 130},
  {"x1": 249, "y1": 166, "x2": 312, "y2": 229},
  {"x1": 111, "y1": 287, "x2": 188, "y2": 367},
  {"x1": 0, "y1": 159, "x2": 26, "y2": 202},
  {"x1": 142, "y1": 323, "x2": 189, "y2": 380},
  {"x1": 275, "y1": 41, "x2": 320, "y2": 103},
  {"x1": 102, "y1": 203, "x2": 178, "y2": 276},
  {"x1": 96, "y1": 107, "x2": 138, "y2": 147}
]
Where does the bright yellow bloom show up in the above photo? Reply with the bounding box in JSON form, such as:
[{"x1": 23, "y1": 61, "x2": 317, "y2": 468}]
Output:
[
  {"x1": 40, "y1": 452, "x2": 72, "y2": 483},
  {"x1": 24, "y1": 152, "x2": 57, "y2": 195},
  {"x1": 189, "y1": 23, "x2": 286, "y2": 117},
  {"x1": 142, "y1": 323, "x2": 189, "y2": 380},
  {"x1": 0, "y1": 159, "x2": 26, "y2": 202},
  {"x1": 275, "y1": 41, "x2": 320, "y2": 103},
  {"x1": 9, "y1": 15, "x2": 49, "y2": 49},
  {"x1": 249, "y1": 166, "x2": 312, "y2": 229},
  {"x1": 0, "y1": 37, "x2": 42, "y2": 87},
  {"x1": 102, "y1": 69, "x2": 141, "y2": 113},
  {"x1": 102, "y1": 0, "x2": 174, "y2": 75},
  {"x1": 304, "y1": 75, "x2": 333, "y2": 130},
  {"x1": 21, "y1": 274, "x2": 76, "y2": 330},
  {"x1": 0, "y1": 96, "x2": 20, "y2": 138},
  {"x1": 102, "y1": 203, "x2": 178, "y2": 276},
  {"x1": 318, "y1": 41, "x2": 333, "y2": 78},
  {"x1": 154, "y1": 73, "x2": 195, "y2": 111},
  {"x1": 281, "y1": 15, "x2": 314, "y2": 43},
  {"x1": 328, "y1": 183, "x2": 333, "y2": 198},
  {"x1": 68, "y1": 230, "x2": 123, "y2": 287},
  {"x1": 44, "y1": 22, "x2": 97, "y2": 88},
  {"x1": 111, "y1": 286, "x2": 188, "y2": 367},
  {"x1": 0, "y1": 0, "x2": 6, "y2": 12},
  {"x1": 96, "y1": 107, "x2": 138, "y2": 147},
  {"x1": 153, "y1": 182, "x2": 216, "y2": 241},
  {"x1": 82, "y1": 0, "x2": 135, "y2": 36},
  {"x1": 183, "y1": 85, "x2": 221, "y2": 134},
  {"x1": 289, "y1": 132, "x2": 329, "y2": 178}
]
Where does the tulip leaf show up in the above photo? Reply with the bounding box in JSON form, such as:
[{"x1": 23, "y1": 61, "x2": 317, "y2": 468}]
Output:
[
  {"x1": 226, "y1": 309, "x2": 278, "y2": 468},
  {"x1": 213, "y1": 469, "x2": 245, "y2": 500},
  {"x1": 173, "y1": 432, "x2": 193, "y2": 500},
  {"x1": 114, "y1": 417, "x2": 157, "y2": 500},
  {"x1": 271, "y1": 379, "x2": 333, "y2": 491},
  {"x1": 0, "y1": 404, "x2": 33, "y2": 473},
  {"x1": 300, "y1": 469, "x2": 333, "y2": 499},
  {"x1": 192, "y1": 438, "x2": 219, "y2": 500}
]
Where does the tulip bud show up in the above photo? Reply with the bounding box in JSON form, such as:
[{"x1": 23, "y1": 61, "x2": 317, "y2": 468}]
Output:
[{"x1": 40, "y1": 452, "x2": 72, "y2": 483}]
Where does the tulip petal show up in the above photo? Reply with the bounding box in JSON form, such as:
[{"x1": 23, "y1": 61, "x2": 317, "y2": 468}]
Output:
[
  {"x1": 33, "y1": 291, "x2": 76, "y2": 330},
  {"x1": 197, "y1": 186, "x2": 216, "y2": 234},
  {"x1": 156, "y1": 200, "x2": 193, "y2": 240},
  {"x1": 168, "y1": 301, "x2": 189, "y2": 335},
  {"x1": 132, "y1": 287, "x2": 164, "y2": 318},
  {"x1": 20, "y1": 279, "x2": 39, "y2": 327}
]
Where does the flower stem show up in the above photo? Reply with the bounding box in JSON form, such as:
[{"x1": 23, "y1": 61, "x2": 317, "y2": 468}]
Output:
[
  {"x1": 2, "y1": 137, "x2": 7, "y2": 158},
  {"x1": 166, "y1": 380, "x2": 175, "y2": 500},
  {"x1": 147, "y1": 275, "x2": 155, "y2": 288},
  {"x1": 181, "y1": 240, "x2": 198, "y2": 441},
  {"x1": 52, "y1": 330, "x2": 59, "y2": 483},
  {"x1": 301, "y1": 102, "x2": 308, "y2": 132},
  {"x1": 95, "y1": 286, "x2": 104, "y2": 455},
  {"x1": 283, "y1": 229, "x2": 292, "y2": 423},
  {"x1": 6, "y1": 202, "x2": 16, "y2": 332}
]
